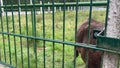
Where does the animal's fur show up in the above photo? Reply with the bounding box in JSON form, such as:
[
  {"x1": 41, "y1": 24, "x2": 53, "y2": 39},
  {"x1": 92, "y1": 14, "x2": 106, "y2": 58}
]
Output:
[{"x1": 75, "y1": 19, "x2": 104, "y2": 68}]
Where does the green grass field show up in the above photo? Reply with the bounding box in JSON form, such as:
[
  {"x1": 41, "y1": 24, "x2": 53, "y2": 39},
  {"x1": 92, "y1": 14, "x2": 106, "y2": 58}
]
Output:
[{"x1": 0, "y1": 10, "x2": 106, "y2": 68}]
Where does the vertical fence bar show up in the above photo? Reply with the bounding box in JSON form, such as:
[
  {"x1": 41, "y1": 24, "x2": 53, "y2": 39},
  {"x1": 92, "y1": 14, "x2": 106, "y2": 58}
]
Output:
[
  {"x1": 24, "y1": 0, "x2": 30, "y2": 67},
  {"x1": 0, "y1": 6, "x2": 6, "y2": 63},
  {"x1": 10, "y1": 0, "x2": 17, "y2": 67},
  {"x1": 51, "y1": 0, "x2": 55, "y2": 68},
  {"x1": 88, "y1": 0, "x2": 93, "y2": 46},
  {"x1": 18, "y1": 2, "x2": 24, "y2": 68},
  {"x1": 4, "y1": 0, "x2": 12, "y2": 65},
  {"x1": 62, "y1": 0, "x2": 66, "y2": 68},
  {"x1": 42, "y1": 0, "x2": 46, "y2": 68},
  {"x1": 32, "y1": 0, "x2": 37, "y2": 68},
  {"x1": 104, "y1": 0, "x2": 109, "y2": 36},
  {"x1": 18, "y1": 0, "x2": 21, "y2": 12},
  {"x1": 86, "y1": 0, "x2": 93, "y2": 68},
  {"x1": 74, "y1": 0, "x2": 79, "y2": 68}
]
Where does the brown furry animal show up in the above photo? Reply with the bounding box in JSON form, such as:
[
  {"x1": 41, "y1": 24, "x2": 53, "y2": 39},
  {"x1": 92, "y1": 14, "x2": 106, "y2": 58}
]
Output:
[{"x1": 75, "y1": 19, "x2": 104, "y2": 68}]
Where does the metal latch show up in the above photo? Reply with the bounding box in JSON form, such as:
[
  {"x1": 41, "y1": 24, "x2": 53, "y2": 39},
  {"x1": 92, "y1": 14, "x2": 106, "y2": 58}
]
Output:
[
  {"x1": 96, "y1": 28, "x2": 120, "y2": 52},
  {"x1": 93, "y1": 28, "x2": 104, "y2": 39}
]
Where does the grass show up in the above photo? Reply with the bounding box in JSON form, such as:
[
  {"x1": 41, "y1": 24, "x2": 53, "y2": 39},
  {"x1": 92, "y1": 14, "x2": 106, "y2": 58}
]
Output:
[{"x1": 0, "y1": 10, "x2": 106, "y2": 68}]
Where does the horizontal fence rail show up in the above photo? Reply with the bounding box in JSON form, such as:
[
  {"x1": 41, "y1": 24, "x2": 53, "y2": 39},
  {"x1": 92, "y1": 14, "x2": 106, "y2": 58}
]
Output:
[
  {"x1": 0, "y1": 1, "x2": 107, "y2": 8},
  {"x1": 0, "y1": 32, "x2": 120, "y2": 54}
]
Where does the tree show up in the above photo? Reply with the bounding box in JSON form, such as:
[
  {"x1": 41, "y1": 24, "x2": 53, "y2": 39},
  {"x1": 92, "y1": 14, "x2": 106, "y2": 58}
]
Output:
[{"x1": 102, "y1": 0, "x2": 120, "y2": 68}]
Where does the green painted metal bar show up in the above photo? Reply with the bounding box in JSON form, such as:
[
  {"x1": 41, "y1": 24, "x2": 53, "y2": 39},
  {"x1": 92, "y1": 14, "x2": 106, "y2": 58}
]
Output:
[
  {"x1": 17, "y1": 2, "x2": 24, "y2": 68},
  {"x1": 104, "y1": 0, "x2": 110, "y2": 36},
  {"x1": 74, "y1": 0, "x2": 79, "y2": 67},
  {"x1": 51, "y1": 0, "x2": 55, "y2": 68},
  {"x1": 32, "y1": 0, "x2": 38, "y2": 68},
  {"x1": 10, "y1": 0, "x2": 17, "y2": 67},
  {"x1": 62, "y1": 0, "x2": 66, "y2": 68},
  {"x1": 4, "y1": 0, "x2": 12, "y2": 65},
  {"x1": 86, "y1": 0, "x2": 93, "y2": 68},
  {"x1": 88, "y1": 0, "x2": 93, "y2": 45},
  {"x1": 97, "y1": 36, "x2": 120, "y2": 52},
  {"x1": 0, "y1": 1, "x2": 107, "y2": 8},
  {"x1": 24, "y1": 0, "x2": 30, "y2": 68},
  {"x1": 41, "y1": 0, "x2": 46, "y2": 68},
  {"x1": 0, "y1": 8, "x2": 6, "y2": 63},
  {"x1": 1, "y1": 32, "x2": 120, "y2": 54}
]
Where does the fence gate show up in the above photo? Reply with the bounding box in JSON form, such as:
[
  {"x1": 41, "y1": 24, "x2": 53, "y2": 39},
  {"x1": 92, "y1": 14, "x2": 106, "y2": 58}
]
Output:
[{"x1": 0, "y1": 0, "x2": 120, "y2": 68}]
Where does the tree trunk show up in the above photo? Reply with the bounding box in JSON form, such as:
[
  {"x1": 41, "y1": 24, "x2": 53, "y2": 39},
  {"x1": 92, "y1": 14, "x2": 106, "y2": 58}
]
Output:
[{"x1": 102, "y1": 0, "x2": 120, "y2": 68}]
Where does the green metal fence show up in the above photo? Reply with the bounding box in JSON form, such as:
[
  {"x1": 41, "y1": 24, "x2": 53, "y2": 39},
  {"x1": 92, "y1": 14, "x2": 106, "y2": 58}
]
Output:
[{"x1": 0, "y1": 0, "x2": 119, "y2": 68}]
